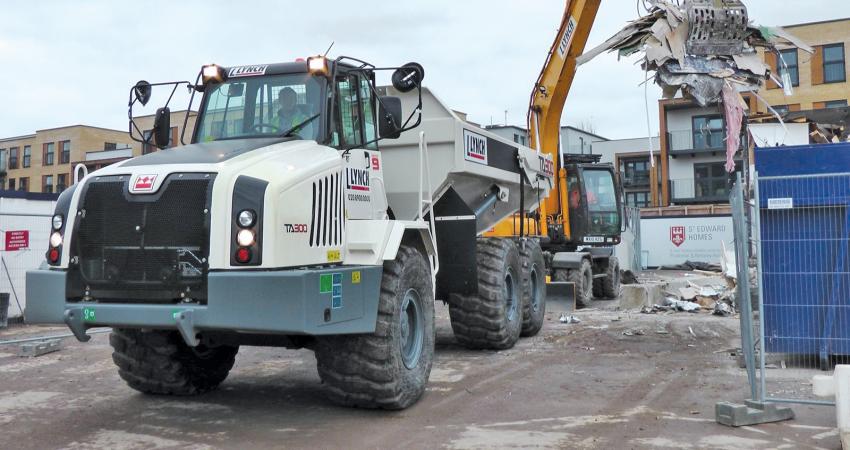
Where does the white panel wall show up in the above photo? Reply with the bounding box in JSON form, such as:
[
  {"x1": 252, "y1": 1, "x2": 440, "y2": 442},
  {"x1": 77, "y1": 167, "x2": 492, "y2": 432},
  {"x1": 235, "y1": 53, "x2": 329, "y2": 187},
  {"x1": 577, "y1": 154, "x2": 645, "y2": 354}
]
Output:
[
  {"x1": 749, "y1": 123, "x2": 810, "y2": 147},
  {"x1": 640, "y1": 215, "x2": 734, "y2": 267},
  {"x1": 0, "y1": 197, "x2": 55, "y2": 319}
]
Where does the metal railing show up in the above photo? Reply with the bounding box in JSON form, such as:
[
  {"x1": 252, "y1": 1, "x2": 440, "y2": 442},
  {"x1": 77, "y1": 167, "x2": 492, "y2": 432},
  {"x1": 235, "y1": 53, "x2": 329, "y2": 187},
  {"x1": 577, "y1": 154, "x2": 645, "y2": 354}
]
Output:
[
  {"x1": 670, "y1": 178, "x2": 731, "y2": 203},
  {"x1": 668, "y1": 129, "x2": 726, "y2": 153}
]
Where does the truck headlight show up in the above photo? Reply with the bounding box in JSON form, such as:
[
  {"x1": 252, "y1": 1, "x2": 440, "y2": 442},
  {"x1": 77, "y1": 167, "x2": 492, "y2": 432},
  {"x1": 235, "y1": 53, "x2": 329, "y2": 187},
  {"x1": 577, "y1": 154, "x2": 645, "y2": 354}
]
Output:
[
  {"x1": 52, "y1": 214, "x2": 64, "y2": 230},
  {"x1": 237, "y1": 229, "x2": 255, "y2": 247},
  {"x1": 238, "y1": 210, "x2": 256, "y2": 228}
]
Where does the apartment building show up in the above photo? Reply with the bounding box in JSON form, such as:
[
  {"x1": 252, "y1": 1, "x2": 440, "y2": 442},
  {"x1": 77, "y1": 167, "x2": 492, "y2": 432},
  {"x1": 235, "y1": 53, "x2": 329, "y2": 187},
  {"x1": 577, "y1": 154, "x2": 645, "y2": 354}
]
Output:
[
  {"x1": 760, "y1": 18, "x2": 850, "y2": 113},
  {"x1": 484, "y1": 124, "x2": 608, "y2": 158},
  {"x1": 0, "y1": 110, "x2": 196, "y2": 194},
  {"x1": 594, "y1": 137, "x2": 661, "y2": 208}
]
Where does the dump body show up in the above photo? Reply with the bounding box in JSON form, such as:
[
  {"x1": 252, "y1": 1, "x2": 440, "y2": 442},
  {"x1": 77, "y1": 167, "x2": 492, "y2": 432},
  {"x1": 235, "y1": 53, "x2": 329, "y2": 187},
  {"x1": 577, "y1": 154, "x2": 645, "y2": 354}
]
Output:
[{"x1": 379, "y1": 87, "x2": 554, "y2": 234}]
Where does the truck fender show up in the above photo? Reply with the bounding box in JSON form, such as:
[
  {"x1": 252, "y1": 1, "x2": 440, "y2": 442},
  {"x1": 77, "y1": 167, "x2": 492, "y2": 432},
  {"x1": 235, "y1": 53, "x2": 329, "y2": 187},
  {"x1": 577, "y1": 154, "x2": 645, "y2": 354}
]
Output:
[
  {"x1": 550, "y1": 251, "x2": 591, "y2": 270},
  {"x1": 344, "y1": 220, "x2": 435, "y2": 267}
]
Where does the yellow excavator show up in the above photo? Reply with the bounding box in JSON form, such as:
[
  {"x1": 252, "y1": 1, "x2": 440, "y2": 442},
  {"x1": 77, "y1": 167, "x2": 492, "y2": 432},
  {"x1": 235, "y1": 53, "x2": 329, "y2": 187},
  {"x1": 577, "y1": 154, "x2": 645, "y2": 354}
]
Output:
[{"x1": 485, "y1": 0, "x2": 624, "y2": 308}]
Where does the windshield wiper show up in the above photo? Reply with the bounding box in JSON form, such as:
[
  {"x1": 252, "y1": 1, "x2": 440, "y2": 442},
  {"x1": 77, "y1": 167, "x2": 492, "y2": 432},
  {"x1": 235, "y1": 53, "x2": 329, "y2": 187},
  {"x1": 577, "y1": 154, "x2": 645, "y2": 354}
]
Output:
[{"x1": 280, "y1": 113, "x2": 321, "y2": 138}]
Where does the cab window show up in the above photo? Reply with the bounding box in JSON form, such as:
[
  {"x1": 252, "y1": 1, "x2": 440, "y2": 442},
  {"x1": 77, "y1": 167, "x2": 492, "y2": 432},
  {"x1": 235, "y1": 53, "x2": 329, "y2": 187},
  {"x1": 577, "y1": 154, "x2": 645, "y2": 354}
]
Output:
[
  {"x1": 333, "y1": 74, "x2": 363, "y2": 148},
  {"x1": 359, "y1": 76, "x2": 377, "y2": 149}
]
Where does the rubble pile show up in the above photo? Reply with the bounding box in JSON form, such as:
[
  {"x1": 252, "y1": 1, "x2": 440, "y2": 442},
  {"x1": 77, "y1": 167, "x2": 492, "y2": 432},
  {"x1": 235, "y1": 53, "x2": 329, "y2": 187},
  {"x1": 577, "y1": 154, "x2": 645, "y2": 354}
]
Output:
[{"x1": 638, "y1": 271, "x2": 736, "y2": 317}]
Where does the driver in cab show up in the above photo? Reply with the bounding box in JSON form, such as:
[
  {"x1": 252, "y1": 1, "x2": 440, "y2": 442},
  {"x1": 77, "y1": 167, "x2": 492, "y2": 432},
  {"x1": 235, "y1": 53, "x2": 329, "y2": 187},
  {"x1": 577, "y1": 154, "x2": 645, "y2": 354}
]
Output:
[{"x1": 276, "y1": 87, "x2": 311, "y2": 137}]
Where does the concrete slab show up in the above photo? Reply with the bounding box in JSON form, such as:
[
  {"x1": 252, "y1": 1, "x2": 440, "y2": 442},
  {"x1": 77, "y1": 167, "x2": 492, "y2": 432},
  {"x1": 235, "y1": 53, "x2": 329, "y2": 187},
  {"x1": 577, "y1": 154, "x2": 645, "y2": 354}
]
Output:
[
  {"x1": 620, "y1": 282, "x2": 665, "y2": 310},
  {"x1": 17, "y1": 339, "x2": 64, "y2": 358}
]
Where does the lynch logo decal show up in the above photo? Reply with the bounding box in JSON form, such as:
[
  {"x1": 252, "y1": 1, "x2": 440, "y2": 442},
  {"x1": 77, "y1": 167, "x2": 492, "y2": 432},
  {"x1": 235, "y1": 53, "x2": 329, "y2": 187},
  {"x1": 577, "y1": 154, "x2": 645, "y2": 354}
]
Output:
[
  {"x1": 346, "y1": 167, "x2": 370, "y2": 192},
  {"x1": 558, "y1": 16, "x2": 578, "y2": 58},
  {"x1": 538, "y1": 155, "x2": 554, "y2": 177},
  {"x1": 228, "y1": 65, "x2": 268, "y2": 78},
  {"x1": 463, "y1": 129, "x2": 488, "y2": 165}
]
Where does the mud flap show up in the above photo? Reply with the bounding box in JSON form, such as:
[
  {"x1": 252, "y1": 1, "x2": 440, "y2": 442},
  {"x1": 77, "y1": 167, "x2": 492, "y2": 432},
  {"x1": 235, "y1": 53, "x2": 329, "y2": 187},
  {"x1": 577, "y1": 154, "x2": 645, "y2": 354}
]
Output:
[{"x1": 546, "y1": 281, "x2": 575, "y2": 313}]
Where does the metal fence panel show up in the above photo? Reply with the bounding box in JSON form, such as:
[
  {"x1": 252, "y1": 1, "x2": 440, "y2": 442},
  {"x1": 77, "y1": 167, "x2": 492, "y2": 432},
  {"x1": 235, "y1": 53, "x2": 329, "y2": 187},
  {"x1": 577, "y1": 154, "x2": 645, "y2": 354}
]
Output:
[{"x1": 750, "y1": 171, "x2": 847, "y2": 405}]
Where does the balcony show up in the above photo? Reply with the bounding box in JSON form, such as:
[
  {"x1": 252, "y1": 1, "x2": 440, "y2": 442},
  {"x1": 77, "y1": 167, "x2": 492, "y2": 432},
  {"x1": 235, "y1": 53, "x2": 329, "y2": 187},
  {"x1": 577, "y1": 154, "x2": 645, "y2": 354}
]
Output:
[
  {"x1": 85, "y1": 146, "x2": 133, "y2": 162},
  {"x1": 667, "y1": 129, "x2": 726, "y2": 156},
  {"x1": 670, "y1": 178, "x2": 732, "y2": 204},
  {"x1": 622, "y1": 174, "x2": 650, "y2": 188}
]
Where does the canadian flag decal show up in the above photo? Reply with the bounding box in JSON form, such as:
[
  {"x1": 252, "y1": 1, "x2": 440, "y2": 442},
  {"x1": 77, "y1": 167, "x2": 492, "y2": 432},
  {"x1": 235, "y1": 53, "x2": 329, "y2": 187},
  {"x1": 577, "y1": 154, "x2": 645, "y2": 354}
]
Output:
[{"x1": 132, "y1": 174, "x2": 157, "y2": 192}]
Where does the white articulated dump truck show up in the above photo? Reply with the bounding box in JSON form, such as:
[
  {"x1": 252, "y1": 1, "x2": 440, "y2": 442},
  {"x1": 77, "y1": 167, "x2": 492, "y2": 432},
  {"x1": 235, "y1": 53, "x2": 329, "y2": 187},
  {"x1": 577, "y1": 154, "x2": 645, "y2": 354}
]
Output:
[{"x1": 25, "y1": 56, "x2": 553, "y2": 409}]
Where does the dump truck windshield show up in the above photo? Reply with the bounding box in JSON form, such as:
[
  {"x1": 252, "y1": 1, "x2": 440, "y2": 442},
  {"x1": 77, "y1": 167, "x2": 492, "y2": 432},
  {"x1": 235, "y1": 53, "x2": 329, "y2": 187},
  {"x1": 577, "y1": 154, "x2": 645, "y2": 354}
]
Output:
[
  {"x1": 196, "y1": 73, "x2": 323, "y2": 142},
  {"x1": 583, "y1": 169, "x2": 620, "y2": 236}
]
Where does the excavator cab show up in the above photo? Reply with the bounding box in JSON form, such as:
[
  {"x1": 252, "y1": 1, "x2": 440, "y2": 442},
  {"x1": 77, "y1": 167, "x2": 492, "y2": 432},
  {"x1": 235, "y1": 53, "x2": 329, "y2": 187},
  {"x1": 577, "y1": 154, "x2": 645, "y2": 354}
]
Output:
[{"x1": 549, "y1": 154, "x2": 622, "y2": 248}]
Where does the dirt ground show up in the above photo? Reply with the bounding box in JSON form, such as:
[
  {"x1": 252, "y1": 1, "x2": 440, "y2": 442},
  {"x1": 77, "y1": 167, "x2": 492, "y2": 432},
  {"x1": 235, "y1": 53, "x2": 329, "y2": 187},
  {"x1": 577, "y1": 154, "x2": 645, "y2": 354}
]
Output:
[{"x1": 0, "y1": 298, "x2": 839, "y2": 450}]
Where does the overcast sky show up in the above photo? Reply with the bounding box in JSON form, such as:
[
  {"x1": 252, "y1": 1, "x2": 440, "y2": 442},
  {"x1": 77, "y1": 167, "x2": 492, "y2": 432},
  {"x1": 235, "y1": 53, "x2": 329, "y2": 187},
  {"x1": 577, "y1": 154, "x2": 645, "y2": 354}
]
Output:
[{"x1": 0, "y1": 1, "x2": 847, "y2": 141}]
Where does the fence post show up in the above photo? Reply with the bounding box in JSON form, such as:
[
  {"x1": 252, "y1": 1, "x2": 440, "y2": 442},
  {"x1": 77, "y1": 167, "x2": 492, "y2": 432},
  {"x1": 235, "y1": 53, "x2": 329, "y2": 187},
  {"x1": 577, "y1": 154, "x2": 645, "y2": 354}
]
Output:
[{"x1": 716, "y1": 173, "x2": 795, "y2": 426}]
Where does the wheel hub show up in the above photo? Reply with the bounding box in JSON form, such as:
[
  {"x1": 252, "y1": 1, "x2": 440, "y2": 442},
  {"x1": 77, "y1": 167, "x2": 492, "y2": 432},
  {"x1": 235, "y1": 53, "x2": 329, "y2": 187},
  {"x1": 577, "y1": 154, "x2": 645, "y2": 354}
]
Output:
[{"x1": 399, "y1": 288, "x2": 424, "y2": 369}]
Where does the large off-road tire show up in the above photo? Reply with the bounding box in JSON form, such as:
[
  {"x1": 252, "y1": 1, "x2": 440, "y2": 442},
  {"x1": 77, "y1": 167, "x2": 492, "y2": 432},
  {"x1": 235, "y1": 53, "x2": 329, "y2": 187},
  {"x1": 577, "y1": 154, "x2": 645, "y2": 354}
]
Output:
[
  {"x1": 315, "y1": 245, "x2": 435, "y2": 410},
  {"x1": 554, "y1": 258, "x2": 593, "y2": 308},
  {"x1": 449, "y1": 238, "x2": 523, "y2": 350},
  {"x1": 592, "y1": 275, "x2": 604, "y2": 299},
  {"x1": 110, "y1": 328, "x2": 238, "y2": 395},
  {"x1": 601, "y1": 256, "x2": 621, "y2": 299},
  {"x1": 519, "y1": 239, "x2": 546, "y2": 337}
]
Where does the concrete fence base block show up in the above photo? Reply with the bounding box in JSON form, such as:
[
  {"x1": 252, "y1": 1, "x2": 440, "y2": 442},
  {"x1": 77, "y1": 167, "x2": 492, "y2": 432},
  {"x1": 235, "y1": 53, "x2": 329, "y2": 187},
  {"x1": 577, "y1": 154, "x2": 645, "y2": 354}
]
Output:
[
  {"x1": 619, "y1": 282, "x2": 665, "y2": 310},
  {"x1": 813, "y1": 365, "x2": 850, "y2": 449},
  {"x1": 715, "y1": 400, "x2": 795, "y2": 427},
  {"x1": 17, "y1": 339, "x2": 64, "y2": 358}
]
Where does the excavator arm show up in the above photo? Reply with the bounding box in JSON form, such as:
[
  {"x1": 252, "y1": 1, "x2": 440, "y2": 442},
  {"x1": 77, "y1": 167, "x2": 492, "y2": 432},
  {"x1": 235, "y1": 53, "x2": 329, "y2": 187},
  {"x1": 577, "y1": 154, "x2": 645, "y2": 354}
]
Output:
[{"x1": 528, "y1": 0, "x2": 601, "y2": 239}]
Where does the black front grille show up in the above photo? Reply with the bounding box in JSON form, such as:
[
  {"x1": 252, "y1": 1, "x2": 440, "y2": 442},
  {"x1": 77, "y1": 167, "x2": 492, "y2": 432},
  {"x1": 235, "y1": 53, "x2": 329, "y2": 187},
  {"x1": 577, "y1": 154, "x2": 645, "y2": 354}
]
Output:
[{"x1": 69, "y1": 173, "x2": 214, "y2": 301}]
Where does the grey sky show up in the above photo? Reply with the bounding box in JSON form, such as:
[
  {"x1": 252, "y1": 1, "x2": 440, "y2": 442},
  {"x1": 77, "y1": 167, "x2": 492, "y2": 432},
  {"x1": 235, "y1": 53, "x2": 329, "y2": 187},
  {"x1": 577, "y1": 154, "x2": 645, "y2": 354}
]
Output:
[{"x1": 0, "y1": 1, "x2": 847, "y2": 141}]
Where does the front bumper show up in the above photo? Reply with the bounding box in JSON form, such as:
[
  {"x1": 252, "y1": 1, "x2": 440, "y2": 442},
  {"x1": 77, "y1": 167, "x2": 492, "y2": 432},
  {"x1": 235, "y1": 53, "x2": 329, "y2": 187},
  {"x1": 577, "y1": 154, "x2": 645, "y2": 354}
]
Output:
[{"x1": 26, "y1": 266, "x2": 382, "y2": 346}]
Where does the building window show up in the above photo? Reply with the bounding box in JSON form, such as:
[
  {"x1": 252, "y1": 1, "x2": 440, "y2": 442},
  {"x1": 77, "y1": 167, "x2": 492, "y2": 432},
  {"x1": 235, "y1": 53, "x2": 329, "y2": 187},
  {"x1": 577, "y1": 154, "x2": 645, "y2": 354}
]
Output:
[
  {"x1": 59, "y1": 140, "x2": 71, "y2": 164},
  {"x1": 694, "y1": 162, "x2": 736, "y2": 200},
  {"x1": 8, "y1": 179, "x2": 14, "y2": 190},
  {"x1": 143, "y1": 130, "x2": 154, "y2": 154},
  {"x1": 625, "y1": 191, "x2": 651, "y2": 208},
  {"x1": 0, "y1": 149, "x2": 5, "y2": 171},
  {"x1": 22, "y1": 145, "x2": 31, "y2": 168},
  {"x1": 773, "y1": 105, "x2": 790, "y2": 115},
  {"x1": 824, "y1": 43, "x2": 846, "y2": 84},
  {"x1": 104, "y1": 142, "x2": 117, "y2": 150},
  {"x1": 779, "y1": 49, "x2": 799, "y2": 86},
  {"x1": 42, "y1": 175, "x2": 54, "y2": 194},
  {"x1": 57, "y1": 173, "x2": 68, "y2": 193},
  {"x1": 43, "y1": 142, "x2": 54, "y2": 166},
  {"x1": 8, "y1": 147, "x2": 17, "y2": 169},
  {"x1": 825, "y1": 100, "x2": 848, "y2": 108},
  {"x1": 19, "y1": 177, "x2": 28, "y2": 192},
  {"x1": 620, "y1": 157, "x2": 651, "y2": 187},
  {"x1": 692, "y1": 115, "x2": 725, "y2": 150}
]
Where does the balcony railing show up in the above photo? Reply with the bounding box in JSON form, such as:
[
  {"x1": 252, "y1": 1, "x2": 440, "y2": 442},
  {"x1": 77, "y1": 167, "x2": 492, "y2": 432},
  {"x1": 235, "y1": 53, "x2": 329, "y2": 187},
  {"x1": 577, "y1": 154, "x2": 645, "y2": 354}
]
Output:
[
  {"x1": 622, "y1": 174, "x2": 650, "y2": 187},
  {"x1": 670, "y1": 178, "x2": 731, "y2": 204},
  {"x1": 85, "y1": 146, "x2": 133, "y2": 162},
  {"x1": 667, "y1": 129, "x2": 726, "y2": 155}
]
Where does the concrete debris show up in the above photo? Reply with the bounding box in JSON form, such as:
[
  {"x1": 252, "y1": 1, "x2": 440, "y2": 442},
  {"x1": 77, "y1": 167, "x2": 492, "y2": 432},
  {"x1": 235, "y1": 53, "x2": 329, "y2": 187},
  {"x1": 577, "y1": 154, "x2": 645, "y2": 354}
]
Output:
[
  {"x1": 621, "y1": 269, "x2": 639, "y2": 285},
  {"x1": 665, "y1": 297, "x2": 701, "y2": 313},
  {"x1": 623, "y1": 329, "x2": 646, "y2": 337},
  {"x1": 560, "y1": 314, "x2": 581, "y2": 324},
  {"x1": 714, "y1": 302, "x2": 733, "y2": 316}
]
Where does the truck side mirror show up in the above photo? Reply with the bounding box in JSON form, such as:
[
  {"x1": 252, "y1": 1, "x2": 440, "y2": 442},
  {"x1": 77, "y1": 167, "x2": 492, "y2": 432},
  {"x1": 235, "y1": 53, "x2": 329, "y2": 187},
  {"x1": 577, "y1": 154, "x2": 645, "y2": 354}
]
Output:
[
  {"x1": 378, "y1": 96, "x2": 403, "y2": 139},
  {"x1": 153, "y1": 107, "x2": 171, "y2": 149},
  {"x1": 133, "y1": 80, "x2": 152, "y2": 106}
]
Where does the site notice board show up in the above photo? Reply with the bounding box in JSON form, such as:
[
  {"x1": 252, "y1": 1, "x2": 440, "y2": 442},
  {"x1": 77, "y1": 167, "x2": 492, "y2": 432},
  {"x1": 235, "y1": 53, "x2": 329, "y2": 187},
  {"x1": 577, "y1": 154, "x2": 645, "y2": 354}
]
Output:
[
  {"x1": 4, "y1": 230, "x2": 29, "y2": 251},
  {"x1": 639, "y1": 216, "x2": 733, "y2": 268}
]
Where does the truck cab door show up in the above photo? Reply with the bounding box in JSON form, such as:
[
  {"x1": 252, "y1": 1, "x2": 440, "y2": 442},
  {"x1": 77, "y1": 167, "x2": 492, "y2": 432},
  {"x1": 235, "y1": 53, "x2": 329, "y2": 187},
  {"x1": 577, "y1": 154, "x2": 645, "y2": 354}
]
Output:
[{"x1": 333, "y1": 71, "x2": 387, "y2": 220}]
